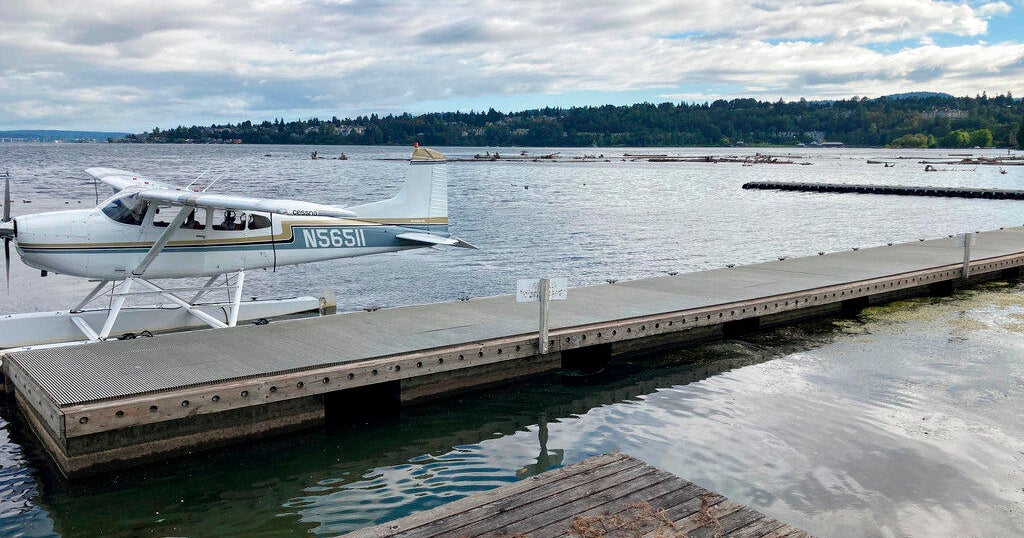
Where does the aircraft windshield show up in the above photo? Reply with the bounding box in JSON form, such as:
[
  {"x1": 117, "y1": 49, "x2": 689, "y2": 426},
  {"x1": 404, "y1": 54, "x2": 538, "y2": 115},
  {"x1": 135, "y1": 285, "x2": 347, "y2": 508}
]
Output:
[{"x1": 102, "y1": 194, "x2": 148, "y2": 226}]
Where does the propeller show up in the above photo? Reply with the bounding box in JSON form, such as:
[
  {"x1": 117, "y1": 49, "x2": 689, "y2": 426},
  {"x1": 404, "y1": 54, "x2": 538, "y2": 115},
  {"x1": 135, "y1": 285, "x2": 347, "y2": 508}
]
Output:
[{"x1": 2, "y1": 170, "x2": 12, "y2": 292}]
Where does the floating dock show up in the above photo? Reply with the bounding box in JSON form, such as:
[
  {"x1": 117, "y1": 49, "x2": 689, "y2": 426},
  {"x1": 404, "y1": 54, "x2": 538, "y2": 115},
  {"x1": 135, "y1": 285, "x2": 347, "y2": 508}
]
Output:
[
  {"x1": 346, "y1": 452, "x2": 813, "y2": 537},
  {"x1": 4, "y1": 227, "x2": 1024, "y2": 476},
  {"x1": 742, "y1": 181, "x2": 1024, "y2": 199}
]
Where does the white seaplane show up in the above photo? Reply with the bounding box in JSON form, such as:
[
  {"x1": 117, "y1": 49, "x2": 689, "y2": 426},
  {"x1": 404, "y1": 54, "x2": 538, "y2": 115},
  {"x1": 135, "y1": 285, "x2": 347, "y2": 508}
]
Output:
[{"x1": 0, "y1": 145, "x2": 471, "y2": 351}]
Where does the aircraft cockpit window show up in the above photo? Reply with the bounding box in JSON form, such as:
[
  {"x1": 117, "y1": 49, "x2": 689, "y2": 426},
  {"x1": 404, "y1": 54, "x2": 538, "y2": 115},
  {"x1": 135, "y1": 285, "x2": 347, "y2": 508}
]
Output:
[
  {"x1": 102, "y1": 194, "x2": 149, "y2": 226},
  {"x1": 248, "y1": 214, "x2": 271, "y2": 230}
]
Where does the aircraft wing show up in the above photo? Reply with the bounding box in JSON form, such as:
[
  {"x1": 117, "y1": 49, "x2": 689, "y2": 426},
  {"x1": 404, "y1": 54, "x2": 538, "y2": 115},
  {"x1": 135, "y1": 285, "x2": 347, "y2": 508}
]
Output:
[
  {"x1": 85, "y1": 167, "x2": 182, "y2": 192},
  {"x1": 137, "y1": 190, "x2": 358, "y2": 219},
  {"x1": 396, "y1": 231, "x2": 476, "y2": 248},
  {"x1": 86, "y1": 167, "x2": 357, "y2": 218}
]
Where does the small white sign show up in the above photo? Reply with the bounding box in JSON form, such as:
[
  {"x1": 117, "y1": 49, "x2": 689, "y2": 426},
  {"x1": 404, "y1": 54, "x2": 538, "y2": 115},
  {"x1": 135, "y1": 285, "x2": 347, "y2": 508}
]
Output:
[
  {"x1": 956, "y1": 233, "x2": 976, "y2": 247},
  {"x1": 516, "y1": 278, "x2": 568, "y2": 302}
]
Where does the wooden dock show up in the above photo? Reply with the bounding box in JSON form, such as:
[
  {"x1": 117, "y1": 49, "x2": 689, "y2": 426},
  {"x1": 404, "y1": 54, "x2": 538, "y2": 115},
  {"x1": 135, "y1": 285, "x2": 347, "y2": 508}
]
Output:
[
  {"x1": 346, "y1": 452, "x2": 813, "y2": 538},
  {"x1": 742, "y1": 181, "x2": 1024, "y2": 199},
  {"x1": 4, "y1": 227, "x2": 1024, "y2": 476}
]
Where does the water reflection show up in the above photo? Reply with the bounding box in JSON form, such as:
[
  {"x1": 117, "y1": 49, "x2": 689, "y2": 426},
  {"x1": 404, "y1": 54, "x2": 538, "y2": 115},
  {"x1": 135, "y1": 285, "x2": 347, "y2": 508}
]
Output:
[
  {"x1": 515, "y1": 416, "x2": 564, "y2": 479},
  {"x1": 18, "y1": 326, "x2": 790, "y2": 537}
]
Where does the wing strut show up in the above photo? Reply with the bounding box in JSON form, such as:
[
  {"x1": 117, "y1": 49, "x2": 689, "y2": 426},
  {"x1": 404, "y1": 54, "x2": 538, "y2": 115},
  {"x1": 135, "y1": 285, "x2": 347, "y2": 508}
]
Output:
[
  {"x1": 133, "y1": 207, "x2": 194, "y2": 276},
  {"x1": 63, "y1": 272, "x2": 244, "y2": 344}
]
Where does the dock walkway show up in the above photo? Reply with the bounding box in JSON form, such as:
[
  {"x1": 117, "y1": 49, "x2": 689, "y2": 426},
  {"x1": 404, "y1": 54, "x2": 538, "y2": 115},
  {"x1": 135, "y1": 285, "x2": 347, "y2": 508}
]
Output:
[
  {"x1": 346, "y1": 452, "x2": 813, "y2": 538},
  {"x1": 5, "y1": 227, "x2": 1024, "y2": 476}
]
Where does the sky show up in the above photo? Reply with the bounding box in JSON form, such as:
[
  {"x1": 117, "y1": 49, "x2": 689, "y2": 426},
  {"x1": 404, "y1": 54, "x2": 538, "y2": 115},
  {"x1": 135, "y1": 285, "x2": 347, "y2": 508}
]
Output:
[{"x1": 1, "y1": 0, "x2": 1023, "y2": 132}]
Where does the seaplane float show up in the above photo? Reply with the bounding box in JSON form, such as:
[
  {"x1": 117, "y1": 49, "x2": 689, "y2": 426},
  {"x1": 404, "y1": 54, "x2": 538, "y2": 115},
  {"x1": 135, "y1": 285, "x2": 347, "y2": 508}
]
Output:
[{"x1": 0, "y1": 145, "x2": 472, "y2": 352}]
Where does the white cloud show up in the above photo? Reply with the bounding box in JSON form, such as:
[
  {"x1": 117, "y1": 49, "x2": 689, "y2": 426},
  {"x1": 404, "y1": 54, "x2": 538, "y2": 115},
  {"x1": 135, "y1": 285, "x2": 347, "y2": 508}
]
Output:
[{"x1": 0, "y1": 0, "x2": 1020, "y2": 130}]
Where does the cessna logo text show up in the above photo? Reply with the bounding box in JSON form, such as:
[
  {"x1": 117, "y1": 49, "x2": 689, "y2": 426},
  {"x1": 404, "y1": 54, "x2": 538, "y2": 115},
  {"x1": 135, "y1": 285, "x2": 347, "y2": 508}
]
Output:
[
  {"x1": 301, "y1": 228, "x2": 367, "y2": 248},
  {"x1": 291, "y1": 209, "x2": 319, "y2": 216}
]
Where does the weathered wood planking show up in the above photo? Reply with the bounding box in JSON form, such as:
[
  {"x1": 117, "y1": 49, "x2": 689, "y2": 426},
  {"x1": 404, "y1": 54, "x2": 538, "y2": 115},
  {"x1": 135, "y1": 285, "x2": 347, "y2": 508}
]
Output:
[{"x1": 346, "y1": 452, "x2": 814, "y2": 538}]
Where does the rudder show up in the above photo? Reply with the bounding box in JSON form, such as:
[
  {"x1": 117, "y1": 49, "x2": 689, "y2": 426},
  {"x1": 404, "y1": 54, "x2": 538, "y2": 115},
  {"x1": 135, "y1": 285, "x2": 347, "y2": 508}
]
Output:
[{"x1": 347, "y1": 146, "x2": 447, "y2": 222}]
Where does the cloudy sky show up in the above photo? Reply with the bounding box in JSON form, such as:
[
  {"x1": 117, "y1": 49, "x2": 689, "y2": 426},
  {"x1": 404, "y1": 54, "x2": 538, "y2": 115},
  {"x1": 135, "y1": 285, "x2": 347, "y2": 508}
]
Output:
[{"x1": 1, "y1": 0, "x2": 1022, "y2": 132}]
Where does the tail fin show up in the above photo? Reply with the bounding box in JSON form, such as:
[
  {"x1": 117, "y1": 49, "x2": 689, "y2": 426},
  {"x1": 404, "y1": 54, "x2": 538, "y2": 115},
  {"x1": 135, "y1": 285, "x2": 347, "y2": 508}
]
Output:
[{"x1": 348, "y1": 146, "x2": 447, "y2": 223}]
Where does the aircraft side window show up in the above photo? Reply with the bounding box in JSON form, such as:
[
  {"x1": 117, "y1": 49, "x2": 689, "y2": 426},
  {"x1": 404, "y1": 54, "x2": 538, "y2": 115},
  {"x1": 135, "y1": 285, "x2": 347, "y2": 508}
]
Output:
[
  {"x1": 102, "y1": 195, "x2": 148, "y2": 226},
  {"x1": 248, "y1": 214, "x2": 271, "y2": 230},
  {"x1": 182, "y1": 208, "x2": 207, "y2": 230},
  {"x1": 212, "y1": 209, "x2": 244, "y2": 231},
  {"x1": 153, "y1": 205, "x2": 184, "y2": 228}
]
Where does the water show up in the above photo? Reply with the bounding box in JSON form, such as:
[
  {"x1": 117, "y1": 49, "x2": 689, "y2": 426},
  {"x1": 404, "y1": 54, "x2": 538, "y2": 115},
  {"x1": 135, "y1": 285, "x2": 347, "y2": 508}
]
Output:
[{"x1": 1, "y1": 144, "x2": 1023, "y2": 537}]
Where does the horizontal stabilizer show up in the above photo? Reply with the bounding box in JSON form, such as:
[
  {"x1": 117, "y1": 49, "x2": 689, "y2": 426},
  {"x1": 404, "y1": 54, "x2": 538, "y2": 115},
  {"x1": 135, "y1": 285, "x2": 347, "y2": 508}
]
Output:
[{"x1": 396, "y1": 232, "x2": 476, "y2": 249}]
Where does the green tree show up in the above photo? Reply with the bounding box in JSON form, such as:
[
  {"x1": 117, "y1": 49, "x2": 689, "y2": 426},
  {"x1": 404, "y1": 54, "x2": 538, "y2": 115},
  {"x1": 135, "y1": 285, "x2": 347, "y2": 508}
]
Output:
[
  {"x1": 942, "y1": 130, "x2": 971, "y2": 148},
  {"x1": 968, "y1": 128, "x2": 993, "y2": 147},
  {"x1": 1018, "y1": 117, "x2": 1024, "y2": 149},
  {"x1": 889, "y1": 133, "x2": 930, "y2": 148}
]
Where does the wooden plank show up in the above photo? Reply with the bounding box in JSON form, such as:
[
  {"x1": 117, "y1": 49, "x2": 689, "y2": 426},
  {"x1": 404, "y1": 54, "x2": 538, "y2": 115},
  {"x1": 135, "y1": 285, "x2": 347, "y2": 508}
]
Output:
[
  {"x1": 502, "y1": 470, "x2": 679, "y2": 537},
  {"x1": 394, "y1": 455, "x2": 646, "y2": 538},
  {"x1": 762, "y1": 529, "x2": 812, "y2": 538},
  {"x1": 551, "y1": 482, "x2": 702, "y2": 538},
  {"x1": 438, "y1": 463, "x2": 666, "y2": 538},
  {"x1": 654, "y1": 487, "x2": 725, "y2": 522},
  {"x1": 728, "y1": 517, "x2": 789, "y2": 538},
  {"x1": 659, "y1": 498, "x2": 746, "y2": 536},
  {"x1": 346, "y1": 452, "x2": 629, "y2": 538},
  {"x1": 688, "y1": 506, "x2": 767, "y2": 538}
]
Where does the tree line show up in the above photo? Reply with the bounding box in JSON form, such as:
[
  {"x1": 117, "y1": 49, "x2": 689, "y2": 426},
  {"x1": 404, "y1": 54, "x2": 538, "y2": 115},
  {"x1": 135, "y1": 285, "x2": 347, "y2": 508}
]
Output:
[{"x1": 124, "y1": 93, "x2": 1024, "y2": 148}]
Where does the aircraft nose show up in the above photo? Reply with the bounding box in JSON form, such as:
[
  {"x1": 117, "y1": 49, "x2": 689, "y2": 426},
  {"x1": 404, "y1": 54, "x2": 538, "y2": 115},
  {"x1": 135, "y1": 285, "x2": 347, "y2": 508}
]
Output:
[{"x1": 0, "y1": 219, "x2": 14, "y2": 239}]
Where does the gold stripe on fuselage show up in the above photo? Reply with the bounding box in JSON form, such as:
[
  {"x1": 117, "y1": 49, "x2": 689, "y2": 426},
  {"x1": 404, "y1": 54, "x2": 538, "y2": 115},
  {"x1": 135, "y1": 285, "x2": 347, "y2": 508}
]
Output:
[{"x1": 18, "y1": 217, "x2": 448, "y2": 250}]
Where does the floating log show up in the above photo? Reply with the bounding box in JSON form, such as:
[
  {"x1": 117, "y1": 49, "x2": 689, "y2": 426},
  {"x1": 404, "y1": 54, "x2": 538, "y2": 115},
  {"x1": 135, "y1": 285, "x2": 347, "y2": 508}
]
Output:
[{"x1": 743, "y1": 181, "x2": 1024, "y2": 199}]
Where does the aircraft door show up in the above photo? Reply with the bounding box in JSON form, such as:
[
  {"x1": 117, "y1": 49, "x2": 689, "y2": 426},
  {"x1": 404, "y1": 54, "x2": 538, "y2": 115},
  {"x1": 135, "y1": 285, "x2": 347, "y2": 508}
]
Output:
[
  {"x1": 208, "y1": 209, "x2": 249, "y2": 272},
  {"x1": 246, "y1": 212, "x2": 274, "y2": 268}
]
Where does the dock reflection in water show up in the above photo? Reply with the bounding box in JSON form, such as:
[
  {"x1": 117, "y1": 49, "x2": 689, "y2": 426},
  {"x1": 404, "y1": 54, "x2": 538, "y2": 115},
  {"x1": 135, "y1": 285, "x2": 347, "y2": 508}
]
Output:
[{"x1": 1, "y1": 282, "x2": 1021, "y2": 537}]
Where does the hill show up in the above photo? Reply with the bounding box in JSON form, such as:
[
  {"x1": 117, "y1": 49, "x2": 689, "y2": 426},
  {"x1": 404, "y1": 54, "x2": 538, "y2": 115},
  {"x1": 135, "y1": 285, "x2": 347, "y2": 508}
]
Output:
[
  {"x1": 124, "y1": 94, "x2": 1024, "y2": 148},
  {"x1": 0, "y1": 130, "x2": 129, "y2": 142}
]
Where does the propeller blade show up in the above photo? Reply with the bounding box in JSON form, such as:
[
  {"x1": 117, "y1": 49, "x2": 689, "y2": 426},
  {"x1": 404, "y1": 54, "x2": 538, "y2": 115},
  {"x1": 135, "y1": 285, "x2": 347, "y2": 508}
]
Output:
[
  {"x1": 4, "y1": 238, "x2": 9, "y2": 293},
  {"x1": 3, "y1": 170, "x2": 10, "y2": 223},
  {"x1": 3, "y1": 171, "x2": 11, "y2": 292}
]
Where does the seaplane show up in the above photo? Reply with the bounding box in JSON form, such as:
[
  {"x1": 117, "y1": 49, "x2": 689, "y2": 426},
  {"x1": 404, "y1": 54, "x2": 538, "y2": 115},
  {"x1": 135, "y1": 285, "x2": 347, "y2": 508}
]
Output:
[{"x1": 0, "y1": 145, "x2": 472, "y2": 351}]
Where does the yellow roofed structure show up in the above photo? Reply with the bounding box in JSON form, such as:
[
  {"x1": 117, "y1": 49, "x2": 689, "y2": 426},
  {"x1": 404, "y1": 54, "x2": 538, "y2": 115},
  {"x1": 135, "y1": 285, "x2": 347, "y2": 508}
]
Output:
[{"x1": 411, "y1": 146, "x2": 445, "y2": 161}]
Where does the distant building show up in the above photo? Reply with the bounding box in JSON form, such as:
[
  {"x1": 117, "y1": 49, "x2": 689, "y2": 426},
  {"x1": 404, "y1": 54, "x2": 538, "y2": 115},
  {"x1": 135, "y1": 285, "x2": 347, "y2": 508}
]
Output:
[
  {"x1": 804, "y1": 131, "x2": 826, "y2": 143},
  {"x1": 921, "y1": 108, "x2": 968, "y2": 119}
]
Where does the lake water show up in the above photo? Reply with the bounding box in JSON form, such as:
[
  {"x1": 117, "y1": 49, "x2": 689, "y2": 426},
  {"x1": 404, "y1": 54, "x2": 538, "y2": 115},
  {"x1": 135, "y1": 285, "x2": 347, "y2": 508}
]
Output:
[{"x1": 1, "y1": 144, "x2": 1023, "y2": 537}]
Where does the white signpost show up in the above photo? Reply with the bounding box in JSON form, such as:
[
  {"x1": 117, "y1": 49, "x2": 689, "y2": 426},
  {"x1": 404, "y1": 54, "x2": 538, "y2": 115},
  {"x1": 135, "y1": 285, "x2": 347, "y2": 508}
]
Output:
[
  {"x1": 957, "y1": 233, "x2": 974, "y2": 280},
  {"x1": 517, "y1": 278, "x2": 567, "y2": 354}
]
